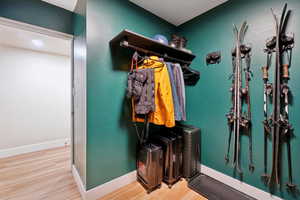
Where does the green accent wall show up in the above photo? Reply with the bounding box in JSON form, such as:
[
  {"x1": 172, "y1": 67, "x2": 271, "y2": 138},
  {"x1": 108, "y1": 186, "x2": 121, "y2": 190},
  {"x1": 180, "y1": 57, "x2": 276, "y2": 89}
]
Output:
[
  {"x1": 177, "y1": 0, "x2": 300, "y2": 199},
  {"x1": 0, "y1": 0, "x2": 73, "y2": 34},
  {"x1": 86, "y1": 0, "x2": 176, "y2": 190}
]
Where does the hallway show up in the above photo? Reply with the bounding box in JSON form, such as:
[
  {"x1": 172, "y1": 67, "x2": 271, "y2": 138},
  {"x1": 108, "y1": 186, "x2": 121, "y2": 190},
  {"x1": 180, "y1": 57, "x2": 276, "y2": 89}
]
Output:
[{"x1": 0, "y1": 146, "x2": 81, "y2": 200}]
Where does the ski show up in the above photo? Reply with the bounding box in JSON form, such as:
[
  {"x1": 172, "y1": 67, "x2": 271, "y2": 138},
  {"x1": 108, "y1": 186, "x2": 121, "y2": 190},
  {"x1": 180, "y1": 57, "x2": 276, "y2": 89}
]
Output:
[
  {"x1": 264, "y1": 3, "x2": 296, "y2": 190},
  {"x1": 261, "y1": 53, "x2": 272, "y2": 184},
  {"x1": 226, "y1": 21, "x2": 253, "y2": 175}
]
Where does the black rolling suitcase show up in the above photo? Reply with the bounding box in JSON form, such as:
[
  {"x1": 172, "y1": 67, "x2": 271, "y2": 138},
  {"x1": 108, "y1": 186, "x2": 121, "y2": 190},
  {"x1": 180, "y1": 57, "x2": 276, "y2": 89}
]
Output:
[
  {"x1": 152, "y1": 133, "x2": 182, "y2": 188},
  {"x1": 174, "y1": 124, "x2": 200, "y2": 180},
  {"x1": 170, "y1": 131, "x2": 183, "y2": 179},
  {"x1": 137, "y1": 143, "x2": 163, "y2": 193}
]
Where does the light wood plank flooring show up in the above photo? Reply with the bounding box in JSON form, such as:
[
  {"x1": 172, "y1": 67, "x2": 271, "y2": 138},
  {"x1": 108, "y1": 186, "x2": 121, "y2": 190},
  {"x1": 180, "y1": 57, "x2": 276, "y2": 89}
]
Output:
[
  {"x1": 99, "y1": 180, "x2": 207, "y2": 200},
  {"x1": 0, "y1": 146, "x2": 206, "y2": 200},
  {"x1": 0, "y1": 146, "x2": 81, "y2": 200}
]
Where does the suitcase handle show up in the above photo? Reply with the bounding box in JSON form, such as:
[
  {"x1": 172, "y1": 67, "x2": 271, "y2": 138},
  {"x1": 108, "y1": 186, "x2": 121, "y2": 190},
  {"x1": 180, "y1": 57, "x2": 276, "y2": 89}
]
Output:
[{"x1": 196, "y1": 144, "x2": 200, "y2": 171}]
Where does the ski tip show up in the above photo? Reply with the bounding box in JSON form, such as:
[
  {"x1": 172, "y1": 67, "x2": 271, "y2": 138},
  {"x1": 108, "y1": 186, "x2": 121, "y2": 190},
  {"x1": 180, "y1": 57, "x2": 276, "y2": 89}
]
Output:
[
  {"x1": 270, "y1": 8, "x2": 275, "y2": 16},
  {"x1": 282, "y1": 3, "x2": 287, "y2": 15},
  {"x1": 232, "y1": 162, "x2": 236, "y2": 169},
  {"x1": 237, "y1": 167, "x2": 243, "y2": 176},
  {"x1": 233, "y1": 24, "x2": 238, "y2": 32},
  {"x1": 267, "y1": 174, "x2": 274, "y2": 185}
]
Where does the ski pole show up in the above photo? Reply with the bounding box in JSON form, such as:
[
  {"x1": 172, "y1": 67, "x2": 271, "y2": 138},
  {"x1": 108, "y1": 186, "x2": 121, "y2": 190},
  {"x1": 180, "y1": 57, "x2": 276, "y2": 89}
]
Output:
[
  {"x1": 245, "y1": 53, "x2": 254, "y2": 172},
  {"x1": 282, "y1": 65, "x2": 297, "y2": 191},
  {"x1": 225, "y1": 114, "x2": 233, "y2": 163}
]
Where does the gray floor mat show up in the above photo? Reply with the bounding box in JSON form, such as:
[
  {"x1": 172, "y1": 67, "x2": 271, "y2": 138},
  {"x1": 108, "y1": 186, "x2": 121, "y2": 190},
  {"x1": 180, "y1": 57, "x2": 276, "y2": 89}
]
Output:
[{"x1": 188, "y1": 174, "x2": 256, "y2": 200}]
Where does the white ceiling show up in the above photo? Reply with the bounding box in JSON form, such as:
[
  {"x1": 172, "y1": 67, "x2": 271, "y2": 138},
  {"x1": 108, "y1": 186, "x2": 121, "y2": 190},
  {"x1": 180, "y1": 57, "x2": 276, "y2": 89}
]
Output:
[
  {"x1": 42, "y1": 0, "x2": 78, "y2": 11},
  {"x1": 41, "y1": 0, "x2": 227, "y2": 25},
  {"x1": 0, "y1": 24, "x2": 71, "y2": 56},
  {"x1": 130, "y1": 0, "x2": 229, "y2": 26}
]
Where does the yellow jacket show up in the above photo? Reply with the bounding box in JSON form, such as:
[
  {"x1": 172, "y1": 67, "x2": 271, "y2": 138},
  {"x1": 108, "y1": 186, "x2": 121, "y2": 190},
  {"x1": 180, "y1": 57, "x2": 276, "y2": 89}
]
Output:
[{"x1": 132, "y1": 56, "x2": 175, "y2": 127}]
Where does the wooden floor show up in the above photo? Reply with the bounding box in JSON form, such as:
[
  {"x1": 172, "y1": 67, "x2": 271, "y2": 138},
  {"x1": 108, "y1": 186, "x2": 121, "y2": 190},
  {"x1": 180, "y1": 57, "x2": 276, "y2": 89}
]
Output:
[
  {"x1": 99, "y1": 180, "x2": 207, "y2": 200},
  {"x1": 0, "y1": 146, "x2": 81, "y2": 200},
  {"x1": 0, "y1": 146, "x2": 206, "y2": 200}
]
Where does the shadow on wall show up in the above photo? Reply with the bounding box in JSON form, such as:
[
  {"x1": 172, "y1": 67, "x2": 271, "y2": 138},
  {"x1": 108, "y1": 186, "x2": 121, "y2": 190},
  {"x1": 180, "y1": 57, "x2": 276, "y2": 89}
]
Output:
[
  {"x1": 110, "y1": 43, "x2": 138, "y2": 165},
  {"x1": 119, "y1": 91, "x2": 137, "y2": 168},
  {"x1": 110, "y1": 42, "x2": 133, "y2": 71}
]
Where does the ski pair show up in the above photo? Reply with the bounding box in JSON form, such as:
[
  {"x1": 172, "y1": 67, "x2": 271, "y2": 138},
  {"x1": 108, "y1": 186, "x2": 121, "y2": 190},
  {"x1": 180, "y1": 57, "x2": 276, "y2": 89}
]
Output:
[
  {"x1": 226, "y1": 21, "x2": 254, "y2": 175},
  {"x1": 261, "y1": 3, "x2": 296, "y2": 191}
]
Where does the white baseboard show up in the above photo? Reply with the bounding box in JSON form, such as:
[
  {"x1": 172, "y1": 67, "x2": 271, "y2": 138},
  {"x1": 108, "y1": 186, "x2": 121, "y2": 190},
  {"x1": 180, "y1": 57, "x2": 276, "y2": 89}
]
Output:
[
  {"x1": 72, "y1": 162, "x2": 283, "y2": 200},
  {"x1": 72, "y1": 166, "x2": 136, "y2": 200},
  {"x1": 200, "y1": 164, "x2": 283, "y2": 200},
  {"x1": 86, "y1": 170, "x2": 137, "y2": 200},
  {"x1": 0, "y1": 138, "x2": 70, "y2": 158},
  {"x1": 72, "y1": 165, "x2": 87, "y2": 200}
]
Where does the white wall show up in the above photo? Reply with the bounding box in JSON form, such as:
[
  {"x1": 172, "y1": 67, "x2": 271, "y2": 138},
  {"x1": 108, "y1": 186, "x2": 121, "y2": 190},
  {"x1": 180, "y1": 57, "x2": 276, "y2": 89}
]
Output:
[{"x1": 0, "y1": 45, "x2": 71, "y2": 151}]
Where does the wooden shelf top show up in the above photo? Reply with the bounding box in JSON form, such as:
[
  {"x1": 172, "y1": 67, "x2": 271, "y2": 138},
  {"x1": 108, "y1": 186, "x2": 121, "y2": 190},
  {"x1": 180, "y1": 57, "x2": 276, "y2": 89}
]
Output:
[{"x1": 110, "y1": 29, "x2": 196, "y2": 64}]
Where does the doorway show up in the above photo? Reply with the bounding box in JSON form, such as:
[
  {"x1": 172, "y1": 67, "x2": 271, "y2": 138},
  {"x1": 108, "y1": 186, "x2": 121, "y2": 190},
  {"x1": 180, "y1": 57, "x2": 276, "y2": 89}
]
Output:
[{"x1": 0, "y1": 18, "x2": 79, "y2": 199}]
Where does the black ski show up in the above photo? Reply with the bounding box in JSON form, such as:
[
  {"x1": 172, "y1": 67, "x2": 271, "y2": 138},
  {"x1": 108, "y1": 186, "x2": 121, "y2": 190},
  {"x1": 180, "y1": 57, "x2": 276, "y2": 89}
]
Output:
[{"x1": 264, "y1": 4, "x2": 296, "y2": 190}]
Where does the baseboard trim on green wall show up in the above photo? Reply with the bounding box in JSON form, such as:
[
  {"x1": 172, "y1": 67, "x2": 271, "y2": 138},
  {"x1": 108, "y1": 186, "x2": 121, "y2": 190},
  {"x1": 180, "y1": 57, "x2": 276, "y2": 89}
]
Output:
[
  {"x1": 200, "y1": 164, "x2": 283, "y2": 200},
  {"x1": 72, "y1": 163, "x2": 283, "y2": 200},
  {"x1": 72, "y1": 165, "x2": 87, "y2": 200},
  {"x1": 85, "y1": 170, "x2": 137, "y2": 199},
  {"x1": 72, "y1": 166, "x2": 137, "y2": 200}
]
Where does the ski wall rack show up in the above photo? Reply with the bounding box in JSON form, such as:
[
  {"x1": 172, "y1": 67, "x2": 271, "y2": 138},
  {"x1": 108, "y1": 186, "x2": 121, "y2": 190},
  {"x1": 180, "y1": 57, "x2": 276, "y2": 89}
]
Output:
[{"x1": 110, "y1": 29, "x2": 196, "y2": 66}]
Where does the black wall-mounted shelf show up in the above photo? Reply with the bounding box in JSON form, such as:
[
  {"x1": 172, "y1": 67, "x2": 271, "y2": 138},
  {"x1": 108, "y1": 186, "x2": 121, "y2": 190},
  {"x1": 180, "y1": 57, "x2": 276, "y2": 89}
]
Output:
[{"x1": 110, "y1": 29, "x2": 196, "y2": 65}]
